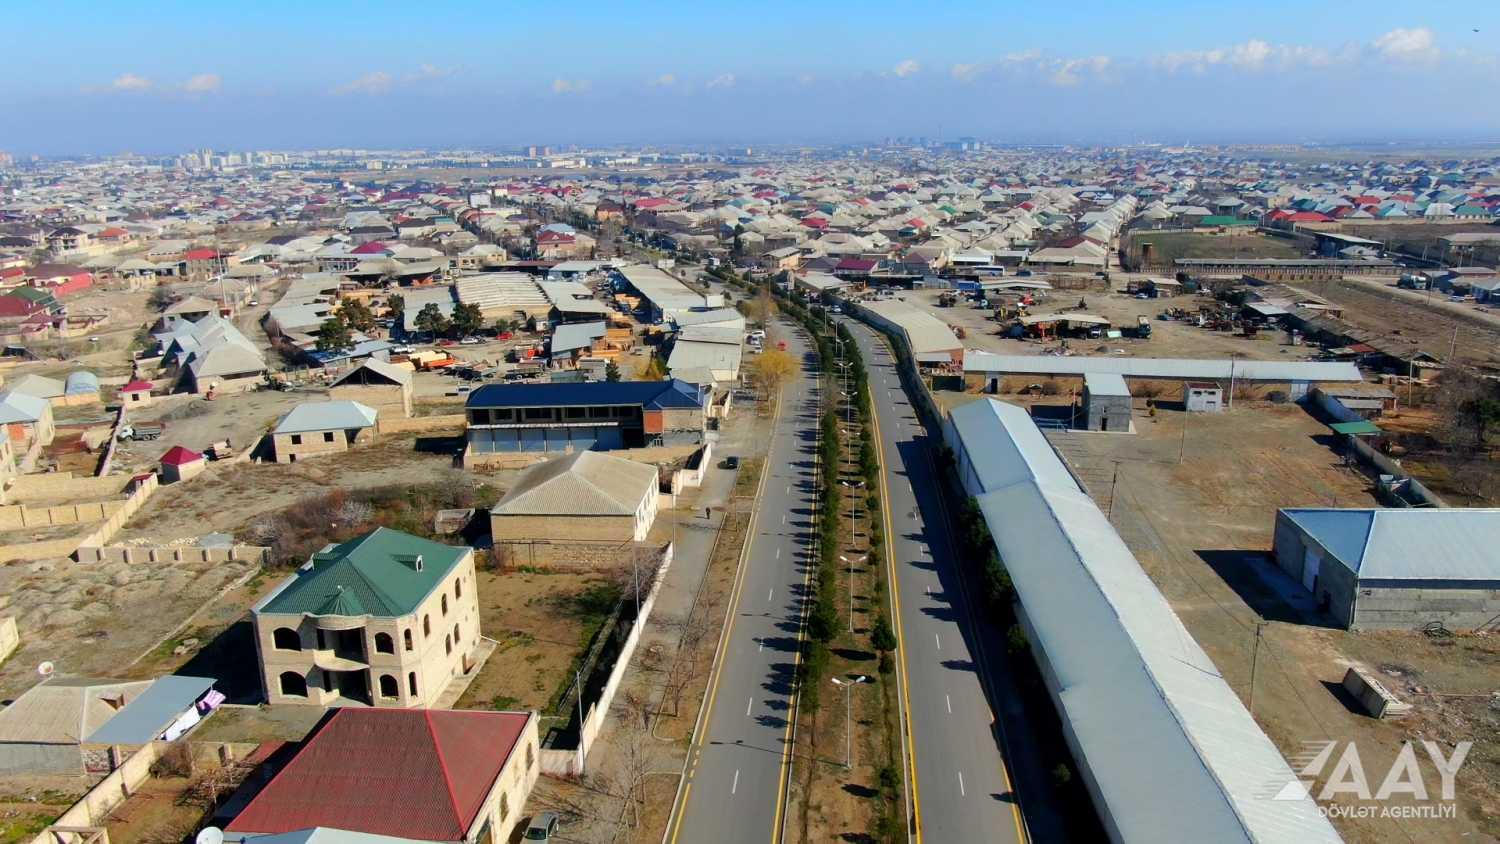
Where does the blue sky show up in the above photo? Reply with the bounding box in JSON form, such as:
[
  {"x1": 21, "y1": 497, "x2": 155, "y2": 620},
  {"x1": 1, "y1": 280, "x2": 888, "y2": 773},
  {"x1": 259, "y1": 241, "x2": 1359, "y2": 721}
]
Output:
[{"x1": 4, "y1": 2, "x2": 1499, "y2": 154}]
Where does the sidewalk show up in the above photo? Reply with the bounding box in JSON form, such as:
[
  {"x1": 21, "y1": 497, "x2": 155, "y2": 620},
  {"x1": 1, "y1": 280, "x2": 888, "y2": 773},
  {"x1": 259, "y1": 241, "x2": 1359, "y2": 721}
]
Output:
[{"x1": 523, "y1": 398, "x2": 773, "y2": 843}]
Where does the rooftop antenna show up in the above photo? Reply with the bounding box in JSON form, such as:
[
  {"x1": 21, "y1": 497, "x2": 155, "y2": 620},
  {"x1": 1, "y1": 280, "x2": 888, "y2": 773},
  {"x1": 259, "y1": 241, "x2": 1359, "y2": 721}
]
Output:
[
  {"x1": 196, "y1": 828, "x2": 224, "y2": 844},
  {"x1": 36, "y1": 661, "x2": 54, "y2": 678}
]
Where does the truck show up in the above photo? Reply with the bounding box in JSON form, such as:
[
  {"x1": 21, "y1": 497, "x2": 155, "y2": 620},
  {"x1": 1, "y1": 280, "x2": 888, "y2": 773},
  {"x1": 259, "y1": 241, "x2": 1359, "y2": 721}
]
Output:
[
  {"x1": 1135, "y1": 315, "x2": 1152, "y2": 339},
  {"x1": 117, "y1": 423, "x2": 163, "y2": 442}
]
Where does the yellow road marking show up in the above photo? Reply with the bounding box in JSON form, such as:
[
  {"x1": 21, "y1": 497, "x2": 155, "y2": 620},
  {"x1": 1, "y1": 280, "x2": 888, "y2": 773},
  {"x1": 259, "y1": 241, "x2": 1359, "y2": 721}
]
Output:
[
  {"x1": 771, "y1": 332, "x2": 820, "y2": 842},
  {"x1": 667, "y1": 377, "x2": 787, "y2": 844},
  {"x1": 867, "y1": 348, "x2": 924, "y2": 843}
]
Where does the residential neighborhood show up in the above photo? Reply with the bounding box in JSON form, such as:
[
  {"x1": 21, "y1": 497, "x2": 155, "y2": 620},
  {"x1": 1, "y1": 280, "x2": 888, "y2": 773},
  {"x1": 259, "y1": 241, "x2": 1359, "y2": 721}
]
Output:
[{"x1": 2, "y1": 8, "x2": 1500, "y2": 844}]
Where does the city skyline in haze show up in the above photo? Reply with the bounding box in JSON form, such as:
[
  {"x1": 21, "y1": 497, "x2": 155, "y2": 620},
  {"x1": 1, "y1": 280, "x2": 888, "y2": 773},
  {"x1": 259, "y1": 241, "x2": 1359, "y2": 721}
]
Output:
[{"x1": 4, "y1": 1, "x2": 1499, "y2": 155}]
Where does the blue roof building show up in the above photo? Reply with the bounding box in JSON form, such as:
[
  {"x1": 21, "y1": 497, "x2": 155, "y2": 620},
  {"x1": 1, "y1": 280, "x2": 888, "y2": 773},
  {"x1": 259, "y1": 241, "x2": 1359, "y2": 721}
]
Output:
[{"x1": 464, "y1": 379, "x2": 706, "y2": 459}]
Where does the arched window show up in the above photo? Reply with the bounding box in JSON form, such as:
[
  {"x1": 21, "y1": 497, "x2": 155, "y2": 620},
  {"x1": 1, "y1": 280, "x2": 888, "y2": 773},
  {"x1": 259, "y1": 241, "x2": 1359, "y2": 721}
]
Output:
[
  {"x1": 374, "y1": 632, "x2": 394, "y2": 654},
  {"x1": 423, "y1": 615, "x2": 431, "y2": 636},
  {"x1": 272, "y1": 628, "x2": 301, "y2": 651},
  {"x1": 526, "y1": 743, "x2": 534, "y2": 770},
  {"x1": 379, "y1": 674, "x2": 399, "y2": 698},
  {"x1": 279, "y1": 671, "x2": 308, "y2": 697},
  {"x1": 408, "y1": 671, "x2": 418, "y2": 697},
  {"x1": 452, "y1": 623, "x2": 460, "y2": 646},
  {"x1": 499, "y1": 793, "x2": 510, "y2": 823},
  {"x1": 455, "y1": 578, "x2": 462, "y2": 599},
  {"x1": 403, "y1": 629, "x2": 413, "y2": 651},
  {"x1": 444, "y1": 634, "x2": 452, "y2": 655},
  {"x1": 441, "y1": 594, "x2": 449, "y2": 616}
]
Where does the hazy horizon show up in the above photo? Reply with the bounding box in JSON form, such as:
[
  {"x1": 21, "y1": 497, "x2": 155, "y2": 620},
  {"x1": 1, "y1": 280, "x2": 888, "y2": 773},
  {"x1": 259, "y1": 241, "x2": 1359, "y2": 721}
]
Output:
[{"x1": 3, "y1": 1, "x2": 1498, "y2": 156}]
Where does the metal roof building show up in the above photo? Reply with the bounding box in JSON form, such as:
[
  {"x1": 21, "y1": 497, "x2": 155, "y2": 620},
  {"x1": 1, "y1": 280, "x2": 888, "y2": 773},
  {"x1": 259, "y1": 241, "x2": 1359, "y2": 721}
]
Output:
[
  {"x1": 857, "y1": 299, "x2": 963, "y2": 362},
  {"x1": 273, "y1": 400, "x2": 379, "y2": 435},
  {"x1": 964, "y1": 351, "x2": 1364, "y2": 383},
  {"x1": 1273, "y1": 508, "x2": 1500, "y2": 630},
  {"x1": 614, "y1": 264, "x2": 709, "y2": 320},
  {"x1": 83, "y1": 675, "x2": 215, "y2": 745},
  {"x1": 945, "y1": 399, "x2": 1341, "y2": 843}
]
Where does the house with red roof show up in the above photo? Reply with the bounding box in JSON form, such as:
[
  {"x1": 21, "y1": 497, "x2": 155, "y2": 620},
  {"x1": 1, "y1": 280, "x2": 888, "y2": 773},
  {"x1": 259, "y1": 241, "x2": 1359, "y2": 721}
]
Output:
[
  {"x1": 159, "y1": 445, "x2": 206, "y2": 483},
  {"x1": 183, "y1": 248, "x2": 227, "y2": 281},
  {"x1": 27, "y1": 263, "x2": 93, "y2": 296},
  {"x1": 119, "y1": 379, "x2": 155, "y2": 408},
  {"x1": 226, "y1": 708, "x2": 540, "y2": 844}
]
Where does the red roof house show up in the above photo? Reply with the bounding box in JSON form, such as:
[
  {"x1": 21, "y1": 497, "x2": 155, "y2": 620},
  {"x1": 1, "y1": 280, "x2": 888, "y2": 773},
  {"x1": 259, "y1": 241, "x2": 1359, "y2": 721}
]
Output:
[
  {"x1": 159, "y1": 445, "x2": 202, "y2": 466},
  {"x1": 159, "y1": 445, "x2": 205, "y2": 482},
  {"x1": 227, "y1": 708, "x2": 536, "y2": 841}
]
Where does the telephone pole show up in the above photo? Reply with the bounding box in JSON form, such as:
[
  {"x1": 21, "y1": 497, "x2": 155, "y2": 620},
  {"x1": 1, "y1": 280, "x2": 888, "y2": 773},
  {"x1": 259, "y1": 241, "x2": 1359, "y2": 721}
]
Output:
[{"x1": 1248, "y1": 621, "x2": 1268, "y2": 715}]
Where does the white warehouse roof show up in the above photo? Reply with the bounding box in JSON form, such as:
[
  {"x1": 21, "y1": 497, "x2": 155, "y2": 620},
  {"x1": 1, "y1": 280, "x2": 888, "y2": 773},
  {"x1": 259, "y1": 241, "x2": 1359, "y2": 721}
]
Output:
[
  {"x1": 946, "y1": 399, "x2": 1341, "y2": 844},
  {"x1": 964, "y1": 351, "x2": 1364, "y2": 383}
]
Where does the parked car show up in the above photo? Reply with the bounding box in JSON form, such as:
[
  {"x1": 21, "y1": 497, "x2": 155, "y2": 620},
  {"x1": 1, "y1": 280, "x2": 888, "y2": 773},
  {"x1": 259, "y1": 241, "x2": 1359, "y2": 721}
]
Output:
[
  {"x1": 524, "y1": 812, "x2": 560, "y2": 841},
  {"x1": 720, "y1": 455, "x2": 740, "y2": 470},
  {"x1": 459, "y1": 336, "x2": 482, "y2": 345}
]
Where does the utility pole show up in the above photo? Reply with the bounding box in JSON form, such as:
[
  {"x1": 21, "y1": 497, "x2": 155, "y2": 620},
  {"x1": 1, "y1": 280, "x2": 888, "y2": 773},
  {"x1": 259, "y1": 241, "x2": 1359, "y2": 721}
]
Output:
[
  {"x1": 1248, "y1": 621, "x2": 1267, "y2": 716},
  {"x1": 1448, "y1": 326, "x2": 1459, "y2": 364}
]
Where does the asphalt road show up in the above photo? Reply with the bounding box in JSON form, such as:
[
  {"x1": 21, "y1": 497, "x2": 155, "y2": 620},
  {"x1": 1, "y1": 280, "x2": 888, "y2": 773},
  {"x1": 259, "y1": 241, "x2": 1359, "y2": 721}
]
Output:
[
  {"x1": 669, "y1": 325, "x2": 821, "y2": 844},
  {"x1": 845, "y1": 318, "x2": 1027, "y2": 844}
]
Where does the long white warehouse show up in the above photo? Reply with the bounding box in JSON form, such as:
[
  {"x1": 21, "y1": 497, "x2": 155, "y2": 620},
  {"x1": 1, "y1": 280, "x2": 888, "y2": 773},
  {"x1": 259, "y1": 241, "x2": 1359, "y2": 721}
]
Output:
[
  {"x1": 945, "y1": 398, "x2": 1341, "y2": 844},
  {"x1": 963, "y1": 351, "x2": 1364, "y2": 384}
]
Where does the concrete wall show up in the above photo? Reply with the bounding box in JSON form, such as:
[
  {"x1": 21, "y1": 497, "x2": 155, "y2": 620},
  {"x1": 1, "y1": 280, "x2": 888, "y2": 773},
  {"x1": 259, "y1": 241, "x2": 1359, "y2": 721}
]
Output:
[
  {"x1": 271, "y1": 426, "x2": 374, "y2": 463},
  {"x1": 1272, "y1": 511, "x2": 1362, "y2": 628},
  {"x1": 330, "y1": 382, "x2": 412, "y2": 419},
  {"x1": 4, "y1": 472, "x2": 129, "y2": 503},
  {"x1": 30, "y1": 741, "x2": 261, "y2": 842},
  {"x1": 255, "y1": 553, "x2": 479, "y2": 708},
  {"x1": 1350, "y1": 583, "x2": 1500, "y2": 631},
  {"x1": 0, "y1": 499, "x2": 125, "y2": 530},
  {"x1": 0, "y1": 474, "x2": 158, "y2": 564},
  {"x1": 1346, "y1": 436, "x2": 1448, "y2": 508},
  {"x1": 376, "y1": 412, "x2": 465, "y2": 435},
  {"x1": 1082, "y1": 391, "x2": 1131, "y2": 432},
  {"x1": 0, "y1": 616, "x2": 17, "y2": 664},
  {"x1": 0, "y1": 742, "x2": 79, "y2": 776},
  {"x1": 465, "y1": 442, "x2": 698, "y2": 471},
  {"x1": 74, "y1": 544, "x2": 269, "y2": 565},
  {"x1": 540, "y1": 542, "x2": 673, "y2": 777},
  {"x1": 491, "y1": 513, "x2": 637, "y2": 544}
]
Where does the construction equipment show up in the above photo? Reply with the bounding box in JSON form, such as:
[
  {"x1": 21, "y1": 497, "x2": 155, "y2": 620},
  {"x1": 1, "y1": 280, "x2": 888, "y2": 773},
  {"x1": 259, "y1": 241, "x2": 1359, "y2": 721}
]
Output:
[{"x1": 1135, "y1": 315, "x2": 1152, "y2": 339}]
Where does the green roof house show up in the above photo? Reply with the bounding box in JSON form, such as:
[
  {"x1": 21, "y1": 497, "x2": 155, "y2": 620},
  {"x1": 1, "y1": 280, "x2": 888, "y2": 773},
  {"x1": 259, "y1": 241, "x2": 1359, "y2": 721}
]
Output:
[{"x1": 252, "y1": 528, "x2": 480, "y2": 709}]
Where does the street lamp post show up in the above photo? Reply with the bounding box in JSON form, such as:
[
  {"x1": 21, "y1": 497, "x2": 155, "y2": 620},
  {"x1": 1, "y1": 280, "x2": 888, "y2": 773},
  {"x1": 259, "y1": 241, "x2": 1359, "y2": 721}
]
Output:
[
  {"x1": 830, "y1": 675, "x2": 869, "y2": 769},
  {"x1": 840, "y1": 555, "x2": 867, "y2": 633}
]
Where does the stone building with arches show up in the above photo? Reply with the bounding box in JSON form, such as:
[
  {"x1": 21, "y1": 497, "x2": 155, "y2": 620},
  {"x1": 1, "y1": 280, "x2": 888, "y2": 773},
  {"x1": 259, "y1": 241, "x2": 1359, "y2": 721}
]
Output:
[{"x1": 251, "y1": 527, "x2": 481, "y2": 708}]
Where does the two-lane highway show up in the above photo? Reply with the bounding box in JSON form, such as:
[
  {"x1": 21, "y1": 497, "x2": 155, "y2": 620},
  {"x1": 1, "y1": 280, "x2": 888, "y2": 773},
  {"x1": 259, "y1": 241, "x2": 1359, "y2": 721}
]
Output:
[
  {"x1": 846, "y1": 318, "x2": 1026, "y2": 844},
  {"x1": 668, "y1": 325, "x2": 821, "y2": 844}
]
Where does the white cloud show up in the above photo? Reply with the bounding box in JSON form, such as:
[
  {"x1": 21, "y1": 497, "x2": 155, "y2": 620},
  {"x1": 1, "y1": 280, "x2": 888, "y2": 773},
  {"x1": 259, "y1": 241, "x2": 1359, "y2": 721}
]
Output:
[
  {"x1": 551, "y1": 78, "x2": 591, "y2": 94},
  {"x1": 706, "y1": 73, "x2": 736, "y2": 89},
  {"x1": 1374, "y1": 27, "x2": 1439, "y2": 62},
  {"x1": 649, "y1": 73, "x2": 677, "y2": 87},
  {"x1": 181, "y1": 73, "x2": 222, "y2": 94},
  {"x1": 892, "y1": 59, "x2": 921, "y2": 78},
  {"x1": 406, "y1": 64, "x2": 456, "y2": 82},
  {"x1": 1049, "y1": 55, "x2": 1111, "y2": 87},
  {"x1": 110, "y1": 73, "x2": 152, "y2": 92},
  {"x1": 333, "y1": 71, "x2": 393, "y2": 95},
  {"x1": 1154, "y1": 39, "x2": 1332, "y2": 73},
  {"x1": 797, "y1": 73, "x2": 816, "y2": 85},
  {"x1": 950, "y1": 63, "x2": 983, "y2": 83}
]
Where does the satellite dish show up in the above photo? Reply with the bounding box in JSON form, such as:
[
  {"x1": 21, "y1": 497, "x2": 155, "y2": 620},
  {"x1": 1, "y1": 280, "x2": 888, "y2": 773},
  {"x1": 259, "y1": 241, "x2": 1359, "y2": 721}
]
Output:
[
  {"x1": 196, "y1": 828, "x2": 224, "y2": 844},
  {"x1": 36, "y1": 661, "x2": 54, "y2": 677}
]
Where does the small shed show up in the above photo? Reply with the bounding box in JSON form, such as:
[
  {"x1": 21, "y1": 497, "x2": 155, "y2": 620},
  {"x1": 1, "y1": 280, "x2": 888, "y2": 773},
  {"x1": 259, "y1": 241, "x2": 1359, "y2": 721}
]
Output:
[
  {"x1": 159, "y1": 445, "x2": 206, "y2": 483},
  {"x1": 63, "y1": 370, "x2": 101, "y2": 405},
  {"x1": 1081, "y1": 372, "x2": 1131, "y2": 432},
  {"x1": 119, "y1": 379, "x2": 155, "y2": 408},
  {"x1": 1184, "y1": 381, "x2": 1223, "y2": 413}
]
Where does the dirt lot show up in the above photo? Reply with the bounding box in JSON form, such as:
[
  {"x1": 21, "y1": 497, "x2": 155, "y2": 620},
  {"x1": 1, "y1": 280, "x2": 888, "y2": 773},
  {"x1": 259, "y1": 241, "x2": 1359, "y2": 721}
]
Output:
[
  {"x1": 1045, "y1": 401, "x2": 1500, "y2": 842},
  {"x1": 455, "y1": 569, "x2": 620, "y2": 716},
  {"x1": 906, "y1": 286, "x2": 1315, "y2": 363},
  {"x1": 1292, "y1": 277, "x2": 1500, "y2": 372},
  {"x1": 117, "y1": 433, "x2": 475, "y2": 544},
  {"x1": 1124, "y1": 230, "x2": 1309, "y2": 266},
  {"x1": 0, "y1": 548, "x2": 258, "y2": 700},
  {"x1": 113, "y1": 388, "x2": 311, "y2": 470}
]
